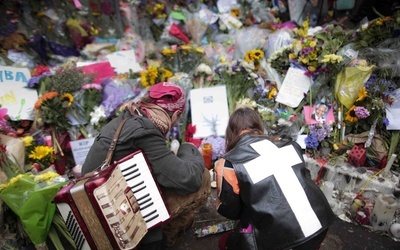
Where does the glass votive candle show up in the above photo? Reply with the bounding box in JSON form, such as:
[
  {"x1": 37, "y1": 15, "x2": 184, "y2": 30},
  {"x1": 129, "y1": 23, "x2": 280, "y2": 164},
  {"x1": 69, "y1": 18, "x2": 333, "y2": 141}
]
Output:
[{"x1": 202, "y1": 143, "x2": 213, "y2": 170}]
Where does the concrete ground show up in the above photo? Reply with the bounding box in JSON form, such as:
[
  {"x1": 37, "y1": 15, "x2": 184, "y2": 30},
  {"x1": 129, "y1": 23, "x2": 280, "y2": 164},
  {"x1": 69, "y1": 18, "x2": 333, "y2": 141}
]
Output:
[{"x1": 168, "y1": 188, "x2": 400, "y2": 250}]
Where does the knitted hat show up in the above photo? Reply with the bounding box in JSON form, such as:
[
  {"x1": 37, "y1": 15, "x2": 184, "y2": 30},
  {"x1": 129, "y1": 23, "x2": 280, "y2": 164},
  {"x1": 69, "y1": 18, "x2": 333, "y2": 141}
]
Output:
[{"x1": 149, "y1": 82, "x2": 185, "y2": 112}]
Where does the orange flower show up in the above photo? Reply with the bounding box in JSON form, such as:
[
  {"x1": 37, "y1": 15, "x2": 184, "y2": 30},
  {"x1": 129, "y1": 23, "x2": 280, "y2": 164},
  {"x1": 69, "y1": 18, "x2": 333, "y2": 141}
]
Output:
[{"x1": 34, "y1": 92, "x2": 59, "y2": 110}]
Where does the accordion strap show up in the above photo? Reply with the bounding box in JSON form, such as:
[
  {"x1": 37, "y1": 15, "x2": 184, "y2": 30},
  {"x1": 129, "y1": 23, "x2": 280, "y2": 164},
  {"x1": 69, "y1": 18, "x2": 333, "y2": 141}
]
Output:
[{"x1": 103, "y1": 117, "x2": 130, "y2": 168}]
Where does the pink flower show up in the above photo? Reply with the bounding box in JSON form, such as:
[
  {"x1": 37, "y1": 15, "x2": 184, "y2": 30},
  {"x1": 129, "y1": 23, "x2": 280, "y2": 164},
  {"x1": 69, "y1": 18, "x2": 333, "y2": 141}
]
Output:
[{"x1": 82, "y1": 83, "x2": 102, "y2": 90}]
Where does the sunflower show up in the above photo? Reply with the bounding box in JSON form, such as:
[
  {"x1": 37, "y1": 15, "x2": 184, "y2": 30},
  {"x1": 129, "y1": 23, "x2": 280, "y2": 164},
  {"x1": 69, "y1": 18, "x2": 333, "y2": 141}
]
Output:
[
  {"x1": 61, "y1": 93, "x2": 74, "y2": 107},
  {"x1": 28, "y1": 145, "x2": 55, "y2": 161},
  {"x1": 345, "y1": 106, "x2": 359, "y2": 123}
]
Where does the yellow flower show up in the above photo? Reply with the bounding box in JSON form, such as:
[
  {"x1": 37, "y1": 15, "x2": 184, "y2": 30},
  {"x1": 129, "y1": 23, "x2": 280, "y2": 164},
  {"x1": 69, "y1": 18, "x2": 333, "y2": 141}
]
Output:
[
  {"x1": 309, "y1": 41, "x2": 317, "y2": 47},
  {"x1": 22, "y1": 136, "x2": 34, "y2": 147},
  {"x1": 268, "y1": 87, "x2": 278, "y2": 99},
  {"x1": 181, "y1": 45, "x2": 191, "y2": 51},
  {"x1": 333, "y1": 143, "x2": 339, "y2": 151},
  {"x1": 308, "y1": 66, "x2": 316, "y2": 72},
  {"x1": 252, "y1": 50, "x2": 264, "y2": 60},
  {"x1": 289, "y1": 53, "x2": 296, "y2": 59},
  {"x1": 28, "y1": 146, "x2": 54, "y2": 161},
  {"x1": 195, "y1": 47, "x2": 204, "y2": 54},
  {"x1": 245, "y1": 52, "x2": 253, "y2": 62},
  {"x1": 34, "y1": 171, "x2": 60, "y2": 183},
  {"x1": 162, "y1": 49, "x2": 176, "y2": 57},
  {"x1": 301, "y1": 57, "x2": 309, "y2": 64},
  {"x1": 61, "y1": 93, "x2": 74, "y2": 107},
  {"x1": 345, "y1": 106, "x2": 359, "y2": 123},
  {"x1": 230, "y1": 8, "x2": 241, "y2": 18},
  {"x1": 308, "y1": 52, "x2": 317, "y2": 61},
  {"x1": 356, "y1": 87, "x2": 368, "y2": 102}
]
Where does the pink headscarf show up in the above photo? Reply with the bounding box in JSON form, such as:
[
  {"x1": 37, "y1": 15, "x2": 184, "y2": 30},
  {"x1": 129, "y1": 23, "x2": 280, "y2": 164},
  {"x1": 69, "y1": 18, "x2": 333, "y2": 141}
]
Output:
[{"x1": 148, "y1": 82, "x2": 185, "y2": 112}]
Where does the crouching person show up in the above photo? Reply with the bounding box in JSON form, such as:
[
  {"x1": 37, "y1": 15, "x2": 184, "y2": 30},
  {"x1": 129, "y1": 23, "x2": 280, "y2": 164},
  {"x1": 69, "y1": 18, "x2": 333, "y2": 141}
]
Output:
[{"x1": 216, "y1": 107, "x2": 335, "y2": 250}]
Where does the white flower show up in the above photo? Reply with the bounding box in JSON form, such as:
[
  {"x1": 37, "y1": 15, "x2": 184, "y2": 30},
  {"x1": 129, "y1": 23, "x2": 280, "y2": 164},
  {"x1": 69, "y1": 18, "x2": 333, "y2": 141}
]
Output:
[
  {"x1": 195, "y1": 63, "x2": 213, "y2": 75},
  {"x1": 90, "y1": 105, "x2": 106, "y2": 125}
]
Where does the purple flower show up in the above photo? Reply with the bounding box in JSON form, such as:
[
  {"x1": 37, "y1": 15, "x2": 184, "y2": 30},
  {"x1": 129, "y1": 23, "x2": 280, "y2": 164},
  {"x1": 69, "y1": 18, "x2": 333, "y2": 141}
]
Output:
[
  {"x1": 201, "y1": 136, "x2": 226, "y2": 160},
  {"x1": 305, "y1": 134, "x2": 319, "y2": 149},
  {"x1": 382, "y1": 117, "x2": 390, "y2": 127},
  {"x1": 354, "y1": 106, "x2": 370, "y2": 119},
  {"x1": 27, "y1": 72, "x2": 52, "y2": 88}
]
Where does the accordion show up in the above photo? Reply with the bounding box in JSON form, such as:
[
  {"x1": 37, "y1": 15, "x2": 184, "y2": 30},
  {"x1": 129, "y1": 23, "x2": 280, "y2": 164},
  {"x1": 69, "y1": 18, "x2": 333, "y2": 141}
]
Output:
[{"x1": 53, "y1": 150, "x2": 171, "y2": 250}]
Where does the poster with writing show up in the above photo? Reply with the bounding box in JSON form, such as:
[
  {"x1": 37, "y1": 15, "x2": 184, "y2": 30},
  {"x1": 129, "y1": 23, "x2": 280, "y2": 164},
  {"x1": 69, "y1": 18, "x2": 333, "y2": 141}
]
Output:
[
  {"x1": 0, "y1": 66, "x2": 37, "y2": 120},
  {"x1": 276, "y1": 67, "x2": 311, "y2": 108},
  {"x1": 190, "y1": 85, "x2": 229, "y2": 138},
  {"x1": 69, "y1": 138, "x2": 95, "y2": 166}
]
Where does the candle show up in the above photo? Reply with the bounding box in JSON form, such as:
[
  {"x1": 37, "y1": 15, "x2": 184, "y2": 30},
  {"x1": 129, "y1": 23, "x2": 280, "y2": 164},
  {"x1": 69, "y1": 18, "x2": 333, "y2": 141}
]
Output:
[
  {"x1": 384, "y1": 154, "x2": 397, "y2": 173},
  {"x1": 370, "y1": 194, "x2": 398, "y2": 232},
  {"x1": 337, "y1": 107, "x2": 342, "y2": 129},
  {"x1": 202, "y1": 143, "x2": 213, "y2": 170},
  {"x1": 321, "y1": 181, "x2": 334, "y2": 204},
  {"x1": 340, "y1": 124, "x2": 346, "y2": 141}
]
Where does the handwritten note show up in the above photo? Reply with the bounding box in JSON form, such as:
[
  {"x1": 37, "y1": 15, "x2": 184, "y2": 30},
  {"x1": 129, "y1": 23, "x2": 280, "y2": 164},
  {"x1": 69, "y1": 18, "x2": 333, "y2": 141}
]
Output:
[
  {"x1": 276, "y1": 67, "x2": 311, "y2": 108},
  {"x1": 0, "y1": 66, "x2": 37, "y2": 120},
  {"x1": 190, "y1": 85, "x2": 229, "y2": 138}
]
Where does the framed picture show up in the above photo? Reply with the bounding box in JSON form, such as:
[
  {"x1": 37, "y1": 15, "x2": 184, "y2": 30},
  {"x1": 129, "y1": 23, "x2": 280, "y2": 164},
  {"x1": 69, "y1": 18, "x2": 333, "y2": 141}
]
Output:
[{"x1": 304, "y1": 102, "x2": 335, "y2": 124}]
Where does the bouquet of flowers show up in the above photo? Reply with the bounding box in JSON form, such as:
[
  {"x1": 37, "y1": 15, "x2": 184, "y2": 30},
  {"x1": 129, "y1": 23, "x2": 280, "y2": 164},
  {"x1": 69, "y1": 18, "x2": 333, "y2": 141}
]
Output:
[
  {"x1": 213, "y1": 59, "x2": 262, "y2": 114},
  {"x1": 354, "y1": 14, "x2": 400, "y2": 50},
  {"x1": 140, "y1": 66, "x2": 173, "y2": 87},
  {"x1": 244, "y1": 49, "x2": 265, "y2": 71},
  {"x1": 161, "y1": 44, "x2": 205, "y2": 75},
  {"x1": 22, "y1": 135, "x2": 55, "y2": 171},
  {"x1": 344, "y1": 74, "x2": 396, "y2": 135},
  {"x1": 267, "y1": 44, "x2": 292, "y2": 75},
  {"x1": 304, "y1": 121, "x2": 334, "y2": 157}
]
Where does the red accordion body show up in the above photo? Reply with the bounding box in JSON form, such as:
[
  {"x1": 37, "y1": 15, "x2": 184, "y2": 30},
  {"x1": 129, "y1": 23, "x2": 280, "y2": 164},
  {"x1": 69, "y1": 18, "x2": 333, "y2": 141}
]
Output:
[{"x1": 53, "y1": 150, "x2": 171, "y2": 250}]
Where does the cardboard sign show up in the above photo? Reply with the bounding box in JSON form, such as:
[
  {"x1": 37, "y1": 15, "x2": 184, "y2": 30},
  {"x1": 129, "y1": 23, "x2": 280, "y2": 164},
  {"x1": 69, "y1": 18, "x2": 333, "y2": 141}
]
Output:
[{"x1": 0, "y1": 66, "x2": 37, "y2": 120}]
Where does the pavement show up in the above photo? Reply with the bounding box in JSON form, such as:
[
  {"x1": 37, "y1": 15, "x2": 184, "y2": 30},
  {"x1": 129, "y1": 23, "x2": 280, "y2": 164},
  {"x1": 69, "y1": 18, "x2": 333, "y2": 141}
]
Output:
[{"x1": 168, "y1": 188, "x2": 400, "y2": 250}]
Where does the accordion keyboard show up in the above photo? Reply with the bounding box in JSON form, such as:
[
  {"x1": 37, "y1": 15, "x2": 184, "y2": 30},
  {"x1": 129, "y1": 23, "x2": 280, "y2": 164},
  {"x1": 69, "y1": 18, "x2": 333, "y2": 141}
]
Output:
[{"x1": 118, "y1": 152, "x2": 170, "y2": 229}]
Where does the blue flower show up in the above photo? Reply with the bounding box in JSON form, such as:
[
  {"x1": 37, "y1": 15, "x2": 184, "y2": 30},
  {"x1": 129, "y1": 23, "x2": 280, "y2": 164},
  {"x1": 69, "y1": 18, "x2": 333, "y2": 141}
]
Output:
[{"x1": 305, "y1": 134, "x2": 319, "y2": 149}]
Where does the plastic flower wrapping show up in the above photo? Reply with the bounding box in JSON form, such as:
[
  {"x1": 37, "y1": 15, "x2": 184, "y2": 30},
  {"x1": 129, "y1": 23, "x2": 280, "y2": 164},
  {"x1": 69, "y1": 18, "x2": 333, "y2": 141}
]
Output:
[{"x1": 0, "y1": 170, "x2": 68, "y2": 248}]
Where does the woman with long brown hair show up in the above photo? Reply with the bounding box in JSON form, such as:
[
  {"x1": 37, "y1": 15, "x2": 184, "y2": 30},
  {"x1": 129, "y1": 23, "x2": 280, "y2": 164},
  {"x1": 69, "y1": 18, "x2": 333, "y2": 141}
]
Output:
[{"x1": 216, "y1": 107, "x2": 335, "y2": 250}]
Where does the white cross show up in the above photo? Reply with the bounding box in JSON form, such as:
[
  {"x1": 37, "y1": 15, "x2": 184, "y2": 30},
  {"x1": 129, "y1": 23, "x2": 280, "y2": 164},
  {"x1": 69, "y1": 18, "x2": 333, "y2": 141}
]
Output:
[{"x1": 243, "y1": 140, "x2": 322, "y2": 237}]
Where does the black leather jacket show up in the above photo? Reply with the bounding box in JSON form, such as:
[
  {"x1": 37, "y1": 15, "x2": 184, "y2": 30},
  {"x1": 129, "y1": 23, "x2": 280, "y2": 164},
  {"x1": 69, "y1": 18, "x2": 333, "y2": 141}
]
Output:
[{"x1": 217, "y1": 134, "x2": 336, "y2": 249}]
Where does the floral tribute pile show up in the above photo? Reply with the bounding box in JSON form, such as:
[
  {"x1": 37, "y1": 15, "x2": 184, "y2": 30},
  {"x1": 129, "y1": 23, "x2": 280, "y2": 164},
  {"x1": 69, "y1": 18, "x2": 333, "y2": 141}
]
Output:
[{"x1": 1, "y1": 0, "x2": 400, "y2": 248}]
